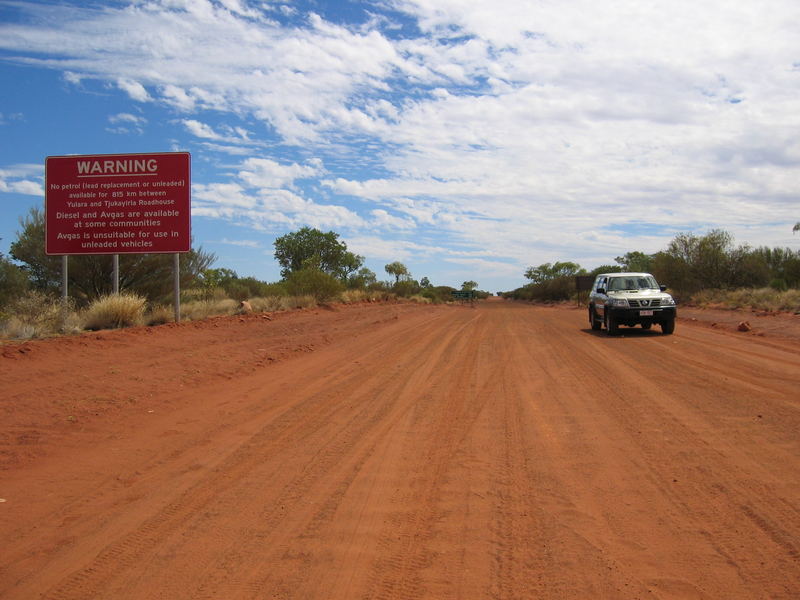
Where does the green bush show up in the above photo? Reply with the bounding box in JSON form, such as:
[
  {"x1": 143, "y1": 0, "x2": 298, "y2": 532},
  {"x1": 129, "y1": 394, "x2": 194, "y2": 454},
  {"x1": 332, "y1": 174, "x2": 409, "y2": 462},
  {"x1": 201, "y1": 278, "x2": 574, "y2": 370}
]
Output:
[
  {"x1": 507, "y1": 276, "x2": 575, "y2": 302},
  {"x1": 285, "y1": 267, "x2": 343, "y2": 302},
  {"x1": 0, "y1": 253, "x2": 29, "y2": 308}
]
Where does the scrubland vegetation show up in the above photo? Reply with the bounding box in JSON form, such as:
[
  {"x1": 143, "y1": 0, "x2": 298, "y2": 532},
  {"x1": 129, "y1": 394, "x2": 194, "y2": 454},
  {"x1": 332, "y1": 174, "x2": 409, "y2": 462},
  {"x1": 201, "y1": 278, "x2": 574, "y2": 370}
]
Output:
[
  {"x1": 506, "y1": 229, "x2": 800, "y2": 313},
  {"x1": 1, "y1": 215, "x2": 483, "y2": 339},
  {"x1": 3, "y1": 214, "x2": 797, "y2": 340}
]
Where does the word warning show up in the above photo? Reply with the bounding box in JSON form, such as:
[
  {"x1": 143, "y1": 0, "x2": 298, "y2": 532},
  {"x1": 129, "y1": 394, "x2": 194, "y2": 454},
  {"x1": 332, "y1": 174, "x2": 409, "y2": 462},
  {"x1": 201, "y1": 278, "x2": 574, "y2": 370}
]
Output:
[{"x1": 46, "y1": 152, "x2": 191, "y2": 255}]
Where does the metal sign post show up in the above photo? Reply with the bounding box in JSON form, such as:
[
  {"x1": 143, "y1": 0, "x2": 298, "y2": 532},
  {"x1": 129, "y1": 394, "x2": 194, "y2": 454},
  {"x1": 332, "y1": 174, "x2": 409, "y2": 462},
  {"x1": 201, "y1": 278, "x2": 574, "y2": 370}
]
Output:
[
  {"x1": 173, "y1": 253, "x2": 181, "y2": 323},
  {"x1": 112, "y1": 254, "x2": 119, "y2": 294}
]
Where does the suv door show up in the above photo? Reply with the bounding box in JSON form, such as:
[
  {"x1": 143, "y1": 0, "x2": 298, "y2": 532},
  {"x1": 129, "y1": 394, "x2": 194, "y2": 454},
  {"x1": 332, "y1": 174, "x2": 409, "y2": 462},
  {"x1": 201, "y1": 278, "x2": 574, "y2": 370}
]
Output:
[{"x1": 593, "y1": 276, "x2": 609, "y2": 317}]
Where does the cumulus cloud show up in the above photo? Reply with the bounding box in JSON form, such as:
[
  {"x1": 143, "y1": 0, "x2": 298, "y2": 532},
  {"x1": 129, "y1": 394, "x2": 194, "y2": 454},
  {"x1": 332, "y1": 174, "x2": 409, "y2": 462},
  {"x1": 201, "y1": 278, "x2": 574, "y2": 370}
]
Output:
[
  {"x1": 0, "y1": 164, "x2": 43, "y2": 196},
  {"x1": 218, "y1": 237, "x2": 262, "y2": 248},
  {"x1": 0, "y1": 0, "x2": 798, "y2": 288},
  {"x1": 192, "y1": 156, "x2": 362, "y2": 232},
  {"x1": 107, "y1": 112, "x2": 147, "y2": 134},
  {"x1": 117, "y1": 78, "x2": 151, "y2": 102}
]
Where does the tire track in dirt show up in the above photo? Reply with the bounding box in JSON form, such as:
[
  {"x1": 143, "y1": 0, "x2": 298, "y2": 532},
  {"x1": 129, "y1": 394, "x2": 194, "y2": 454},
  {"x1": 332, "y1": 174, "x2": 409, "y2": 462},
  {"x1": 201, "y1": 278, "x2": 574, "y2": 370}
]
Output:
[
  {"x1": 2, "y1": 301, "x2": 799, "y2": 599},
  {"x1": 509, "y1": 305, "x2": 800, "y2": 598},
  {"x1": 30, "y1": 307, "x2": 478, "y2": 600}
]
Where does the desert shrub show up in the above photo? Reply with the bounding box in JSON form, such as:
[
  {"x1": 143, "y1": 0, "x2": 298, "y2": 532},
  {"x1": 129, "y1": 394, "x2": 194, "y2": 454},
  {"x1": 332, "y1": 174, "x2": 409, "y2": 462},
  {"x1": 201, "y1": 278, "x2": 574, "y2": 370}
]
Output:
[
  {"x1": 0, "y1": 253, "x2": 29, "y2": 308},
  {"x1": 420, "y1": 286, "x2": 456, "y2": 303},
  {"x1": 248, "y1": 296, "x2": 284, "y2": 312},
  {"x1": 408, "y1": 294, "x2": 432, "y2": 304},
  {"x1": 285, "y1": 267, "x2": 343, "y2": 302},
  {"x1": 769, "y1": 279, "x2": 788, "y2": 292},
  {"x1": 339, "y1": 289, "x2": 388, "y2": 304},
  {"x1": 508, "y1": 277, "x2": 574, "y2": 302},
  {"x1": 180, "y1": 298, "x2": 239, "y2": 321},
  {"x1": 224, "y1": 281, "x2": 252, "y2": 302},
  {"x1": 233, "y1": 277, "x2": 286, "y2": 299},
  {"x1": 82, "y1": 293, "x2": 147, "y2": 330},
  {"x1": 392, "y1": 279, "x2": 421, "y2": 297},
  {"x1": 0, "y1": 290, "x2": 74, "y2": 339},
  {"x1": 339, "y1": 289, "x2": 365, "y2": 304},
  {"x1": 145, "y1": 304, "x2": 175, "y2": 326},
  {"x1": 690, "y1": 288, "x2": 800, "y2": 312},
  {"x1": 288, "y1": 294, "x2": 317, "y2": 309},
  {"x1": 247, "y1": 295, "x2": 311, "y2": 312}
]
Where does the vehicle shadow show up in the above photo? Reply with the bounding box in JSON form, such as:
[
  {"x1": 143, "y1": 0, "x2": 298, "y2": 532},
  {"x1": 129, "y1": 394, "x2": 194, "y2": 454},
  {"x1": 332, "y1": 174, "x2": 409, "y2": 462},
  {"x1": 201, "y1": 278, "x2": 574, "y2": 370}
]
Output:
[{"x1": 580, "y1": 326, "x2": 666, "y2": 339}]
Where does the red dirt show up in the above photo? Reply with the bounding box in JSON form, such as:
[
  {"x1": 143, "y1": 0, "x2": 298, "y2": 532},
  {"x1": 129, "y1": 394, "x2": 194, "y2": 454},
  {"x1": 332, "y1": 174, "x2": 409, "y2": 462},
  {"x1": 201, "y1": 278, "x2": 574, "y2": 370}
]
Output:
[{"x1": 2, "y1": 300, "x2": 800, "y2": 599}]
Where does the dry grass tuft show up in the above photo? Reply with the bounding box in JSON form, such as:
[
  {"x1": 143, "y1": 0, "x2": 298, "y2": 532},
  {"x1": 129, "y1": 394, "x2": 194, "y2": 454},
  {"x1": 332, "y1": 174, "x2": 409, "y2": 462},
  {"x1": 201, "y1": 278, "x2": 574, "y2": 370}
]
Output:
[
  {"x1": 145, "y1": 304, "x2": 175, "y2": 326},
  {"x1": 82, "y1": 293, "x2": 147, "y2": 330},
  {"x1": 248, "y1": 296, "x2": 293, "y2": 312},
  {"x1": 0, "y1": 291, "x2": 75, "y2": 339},
  {"x1": 181, "y1": 298, "x2": 239, "y2": 321}
]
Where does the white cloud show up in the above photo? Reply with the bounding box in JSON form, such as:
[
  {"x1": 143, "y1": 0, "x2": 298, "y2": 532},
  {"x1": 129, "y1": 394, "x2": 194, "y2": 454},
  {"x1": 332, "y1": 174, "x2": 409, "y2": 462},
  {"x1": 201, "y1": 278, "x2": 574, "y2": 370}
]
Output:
[
  {"x1": 218, "y1": 237, "x2": 262, "y2": 248},
  {"x1": 1, "y1": 0, "x2": 799, "y2": 287},
  {"x1": 192, "y1": 157, "x2": 363, "y2": 232},
  {"x1": 109, "y1": 113, "x2": 146, "y2": 125},
  {"x1": 237, "y1": 157, "x2": 322, "y2": 189},
  {"x1": 370, "y1": 209, "x2": 415, "y2": 230},
  {"x1": 0, "y1": 164, "x2": 43, "y2": 197},
  {"x1": 117, "y1": 78, "x2": 151, "y2": 102},
  {"x1": 107, "y1": 112, "x2": 147, "y2": 134},
  {"x1": 183, "y1": 119, "x2": 220, "y2": 139}
]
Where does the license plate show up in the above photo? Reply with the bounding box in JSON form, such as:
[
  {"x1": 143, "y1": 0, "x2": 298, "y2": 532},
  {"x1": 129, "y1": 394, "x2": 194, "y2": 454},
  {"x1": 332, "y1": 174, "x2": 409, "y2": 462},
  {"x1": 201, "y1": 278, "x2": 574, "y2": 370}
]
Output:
[{"x1": 640, "y1": 310, "x2": 654, "y2": 316}]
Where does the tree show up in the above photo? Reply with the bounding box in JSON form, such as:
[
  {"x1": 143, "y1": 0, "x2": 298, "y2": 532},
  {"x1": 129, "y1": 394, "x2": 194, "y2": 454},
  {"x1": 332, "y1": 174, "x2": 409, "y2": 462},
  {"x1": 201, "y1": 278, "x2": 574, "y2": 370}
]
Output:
[
  {"x1": 348, "y1": 267, "x2": 377, "y2": 289},
  {"x1": 384, "y1": 261, "x2": 410, "y2": 284},
  {"x1": 524, "y1": 261, "x2": 583, "y2": 284},
  {"x1": 794, "y1": 222, "x2": 799, "y2": 234},
  {"x1": 751, "y1": 246, "x2": 800, "y2": 288},
  {"x1": 589, "y1": 264, "x2": 622, "y2": 276},
  {"x1": 461, "y1": 280, "x2": 478, "y2": 291},
  {"x1": 420, "y1": 276, "x2": 431, "y2": 288},
  {"x1": 199, "y1": 267, "x2": 239, "y2": 291},
  {"x1": 614, "y1": 251, "x2": 653, "y2": 273},
  {"x1": 9, "y1": 207, "x2": 214, "y2": 304},
  {"x1": 0, "y1": 245, "x2": 29, "y2": 308},
  {"x1": 285, "y1": 266, "x2": 343, "y2": 301},
  {"x1": 651, "y1": 229, "x2": 769, "y2": 294},
  {"x1": 273, "y1": 227, "x2": 363, "y2": 281}
]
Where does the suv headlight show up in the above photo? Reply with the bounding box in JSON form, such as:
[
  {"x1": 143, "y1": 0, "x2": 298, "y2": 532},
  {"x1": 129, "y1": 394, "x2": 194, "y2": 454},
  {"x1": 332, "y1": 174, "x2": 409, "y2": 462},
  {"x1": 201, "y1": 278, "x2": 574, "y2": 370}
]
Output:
[
  {"x1": 661, "y1": 296, "x2": 676, "y2": 306},
  {"x1": 609, "y1": 298, "x2": 629, "y2": 307}
]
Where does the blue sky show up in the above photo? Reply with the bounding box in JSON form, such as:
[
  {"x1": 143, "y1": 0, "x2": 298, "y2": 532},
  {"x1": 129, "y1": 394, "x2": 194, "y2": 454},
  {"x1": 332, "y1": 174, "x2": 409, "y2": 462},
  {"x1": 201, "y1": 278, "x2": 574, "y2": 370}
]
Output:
[{"x1": 1, "y1": 0, "x2": 799, "y2": 293}]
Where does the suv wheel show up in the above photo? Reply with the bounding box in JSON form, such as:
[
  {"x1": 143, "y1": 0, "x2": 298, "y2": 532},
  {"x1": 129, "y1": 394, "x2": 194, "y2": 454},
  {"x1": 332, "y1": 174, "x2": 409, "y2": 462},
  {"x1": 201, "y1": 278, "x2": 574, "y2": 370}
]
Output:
[
  {"x1": 589, "y1": 306, "x2": 602, "y2": 331},
  {"x1": 605, "y1": 310, "x2": 619, "y2": 336},
  {"x1": 661, "y1": 317, "x2": 675, "y2": 335}
]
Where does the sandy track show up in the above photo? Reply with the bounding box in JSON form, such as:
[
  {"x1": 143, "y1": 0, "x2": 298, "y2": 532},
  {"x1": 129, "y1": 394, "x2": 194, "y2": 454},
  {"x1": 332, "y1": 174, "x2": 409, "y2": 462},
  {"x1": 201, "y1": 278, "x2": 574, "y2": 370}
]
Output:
[{"x1": 1, "y1": 301, "x2": 799, "y2": 599}]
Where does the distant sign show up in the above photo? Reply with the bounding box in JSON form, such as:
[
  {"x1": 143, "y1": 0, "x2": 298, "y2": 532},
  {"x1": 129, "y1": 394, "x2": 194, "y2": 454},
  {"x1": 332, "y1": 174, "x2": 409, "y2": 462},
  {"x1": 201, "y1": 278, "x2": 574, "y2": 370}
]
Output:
[
  {"x1": 45, "y1": 152, "x2": 191, "y2": 255},
  {"x1": 451, "y1": 290, "x2": 474, "y2": 300},
  {"x1": 575, "y1": 275, "x2": 595, "y2": 292}
]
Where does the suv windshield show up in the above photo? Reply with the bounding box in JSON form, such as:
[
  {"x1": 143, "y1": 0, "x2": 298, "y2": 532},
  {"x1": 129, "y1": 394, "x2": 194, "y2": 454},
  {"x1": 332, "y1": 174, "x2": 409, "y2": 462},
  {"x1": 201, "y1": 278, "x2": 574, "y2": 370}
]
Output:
[{"x1": 607, "y1": 275, "x2": 659, "y2": 291}]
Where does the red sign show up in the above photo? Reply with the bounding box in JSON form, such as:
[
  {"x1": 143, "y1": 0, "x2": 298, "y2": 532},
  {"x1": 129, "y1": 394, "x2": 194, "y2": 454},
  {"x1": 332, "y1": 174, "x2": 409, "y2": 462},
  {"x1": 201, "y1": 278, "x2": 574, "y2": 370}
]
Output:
[{"x1": 45, "y1": 152, "x2": 191, "y2": 255}]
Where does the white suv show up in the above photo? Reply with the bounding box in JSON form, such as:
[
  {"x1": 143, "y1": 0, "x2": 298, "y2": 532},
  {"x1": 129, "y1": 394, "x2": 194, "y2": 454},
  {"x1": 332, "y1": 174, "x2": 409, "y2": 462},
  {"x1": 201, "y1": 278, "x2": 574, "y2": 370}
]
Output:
[{"x1": 588, "y1": 272, "x2": 676, "y2": 335}]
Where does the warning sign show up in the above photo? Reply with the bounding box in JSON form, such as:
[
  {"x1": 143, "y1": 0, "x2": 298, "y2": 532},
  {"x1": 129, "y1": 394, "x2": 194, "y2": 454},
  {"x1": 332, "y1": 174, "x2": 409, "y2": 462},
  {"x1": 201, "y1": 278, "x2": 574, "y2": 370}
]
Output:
[{"x1": 45, "y1": 152, "x2": 191, "y2": 255}]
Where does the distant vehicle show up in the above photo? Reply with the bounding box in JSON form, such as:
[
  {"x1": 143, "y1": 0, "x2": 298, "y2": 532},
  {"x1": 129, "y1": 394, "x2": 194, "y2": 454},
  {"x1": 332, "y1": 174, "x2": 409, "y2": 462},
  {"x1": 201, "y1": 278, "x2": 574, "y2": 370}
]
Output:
[{"x1": 588, "y1": 272, "x2": 676, "y2": 335}]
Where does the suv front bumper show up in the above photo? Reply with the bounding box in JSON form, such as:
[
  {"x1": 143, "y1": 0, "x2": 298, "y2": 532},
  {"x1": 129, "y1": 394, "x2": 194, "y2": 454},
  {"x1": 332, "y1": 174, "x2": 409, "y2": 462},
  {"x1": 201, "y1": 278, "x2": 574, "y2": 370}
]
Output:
[{"x1": 608, "y1": 306, "x2": 676, "y2": 326}]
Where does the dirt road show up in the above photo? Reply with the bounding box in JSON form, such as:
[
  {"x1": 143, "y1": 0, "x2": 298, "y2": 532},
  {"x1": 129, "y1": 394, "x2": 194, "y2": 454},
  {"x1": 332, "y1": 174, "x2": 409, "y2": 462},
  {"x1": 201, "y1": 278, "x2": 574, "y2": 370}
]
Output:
[{"x1": 2, "y1": 300, "x2": 799, "y2": 599}]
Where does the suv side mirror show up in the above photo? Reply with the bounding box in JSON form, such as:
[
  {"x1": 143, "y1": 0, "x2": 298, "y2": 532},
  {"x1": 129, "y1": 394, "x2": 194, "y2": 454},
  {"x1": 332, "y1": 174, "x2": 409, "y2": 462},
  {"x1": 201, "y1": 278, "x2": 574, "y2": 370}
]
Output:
[
  {"x1": 596, "y1": 288, "x2": 606, "y2": 295},
  {"x1": 660, "y1": 285, "x2": 667, "y2": 292}
]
